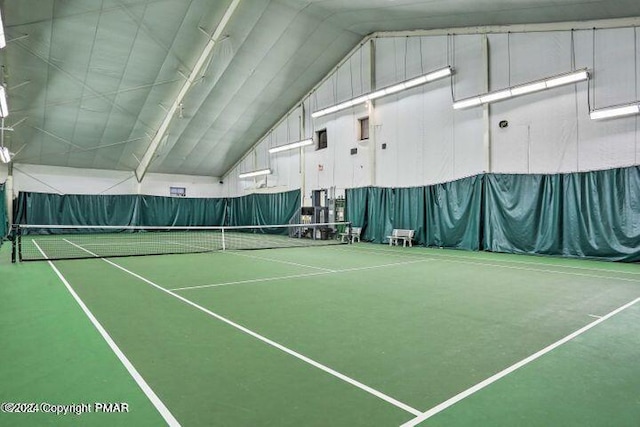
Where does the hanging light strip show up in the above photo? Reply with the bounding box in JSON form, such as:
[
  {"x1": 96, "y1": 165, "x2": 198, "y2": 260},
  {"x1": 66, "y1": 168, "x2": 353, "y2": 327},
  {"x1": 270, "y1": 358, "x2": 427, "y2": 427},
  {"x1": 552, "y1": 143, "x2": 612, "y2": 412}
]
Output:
[
  {"x1": 0, "y1": 10, "x2": 5, "y2": 49},
  {"x1": 0, "y1": 85, "x2": 8, "y2": 117},
  {"x1": 0, "y1": 146, "x2": 10, "y2": 163},
  {"x1": 268, "y1": 138, "x2": 313, "y2": 154},
  {"x1": 312, "y1": 66, "x2": 453, "y2": 118},
  {"x1": 238, "y1": 168, "x2": 272, "y2": 179},
  {"x1": 453, "y1": 69, "x2": 589, "y2": 110},
  {"x1": 590, "y1": 103, "x2": 640, "y2": 120}
]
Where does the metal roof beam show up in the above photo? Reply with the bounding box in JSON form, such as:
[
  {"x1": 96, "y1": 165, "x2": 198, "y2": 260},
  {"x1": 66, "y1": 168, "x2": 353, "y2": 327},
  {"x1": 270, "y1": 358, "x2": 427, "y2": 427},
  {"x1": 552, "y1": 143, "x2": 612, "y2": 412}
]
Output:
[{"x1": 135, "y1": 0, "x2": 242, "y2": 182}]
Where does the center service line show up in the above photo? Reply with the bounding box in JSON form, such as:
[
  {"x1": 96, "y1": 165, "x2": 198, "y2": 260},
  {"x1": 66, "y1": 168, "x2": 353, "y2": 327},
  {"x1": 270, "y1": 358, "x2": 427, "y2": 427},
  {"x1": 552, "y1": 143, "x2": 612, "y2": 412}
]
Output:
[{"x1": 62, "y1": 239, "x2": 422, "y2": 417}]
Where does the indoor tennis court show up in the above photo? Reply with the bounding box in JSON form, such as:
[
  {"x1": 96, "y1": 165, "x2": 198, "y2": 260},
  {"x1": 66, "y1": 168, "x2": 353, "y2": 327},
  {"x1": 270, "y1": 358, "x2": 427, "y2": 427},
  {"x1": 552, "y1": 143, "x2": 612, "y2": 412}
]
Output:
[
  {"x1": 2, "y1": 1, "x2": 640, "y2": 426},
  {"x1": 2, "y1": 239, "x2": 639, "y2": 426}
]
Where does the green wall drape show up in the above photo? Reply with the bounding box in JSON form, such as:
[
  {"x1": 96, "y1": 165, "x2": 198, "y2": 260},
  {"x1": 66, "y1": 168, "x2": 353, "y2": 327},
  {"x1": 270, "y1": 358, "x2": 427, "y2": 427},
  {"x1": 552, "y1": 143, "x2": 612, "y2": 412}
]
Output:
[
  {"x1": 426, "y1": 175, "x2": 482, "y2": 250},
  {"x1": 346, "y1": 179, "x2": 479, "y2": 247},
  {"x1": 14, "y1": 192, "x2": 140, "y2": 227},
  {"x1": 484, "y1": 168, "x2": 640, "y2": 261},
  {"x1": 346, "y1": 166, "x2": 640, "y2": 262},
  {"x1": 394, "y1": 187, "x2": 427, "y2": 246},
  {"x1": 14, "y1": 190, "x2": 301, "y2": 234},
  {"x1": 561, "y1": 167, "x2": 640, "y2": 262},
  {"x1": 484, "y1": 174, "x2": 562, "y2": 255},
  {"x1": 138, "y1": 196, "x2": 226, "y2": 226},
  {"x1": 363, "y1": 187, "x2": 394, "y2": 243},
  {"x1": 227, "y1": 190, "x2": 300, "y2": 231},
  {"x1": 0, "y1": 183, "x2": 7, "y2": 241},
  {"x1": 254, "y1": 191, "x2": 301, "y2": 232},
  {"x1": 11, "y1": 165, "x2": 640, "y2": 261},
  {"x1": 226, "y1": 194, "x2": 255, "y2": 226},
  {"x1": 345, "y1": 187, "x2": 369, "y2": 228}
]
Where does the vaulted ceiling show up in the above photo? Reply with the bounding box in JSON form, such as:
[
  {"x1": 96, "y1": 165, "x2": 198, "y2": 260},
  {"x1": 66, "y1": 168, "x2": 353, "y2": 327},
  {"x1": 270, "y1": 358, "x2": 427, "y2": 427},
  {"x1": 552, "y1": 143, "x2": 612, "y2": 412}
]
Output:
[{"x1": 3, "y1": 0, "x2": 640, "y2": 177}]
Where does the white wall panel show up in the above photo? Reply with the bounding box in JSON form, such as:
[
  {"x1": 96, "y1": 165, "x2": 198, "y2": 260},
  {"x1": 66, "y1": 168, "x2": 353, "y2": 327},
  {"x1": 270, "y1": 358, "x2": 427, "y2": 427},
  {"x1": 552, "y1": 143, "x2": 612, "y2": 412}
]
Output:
[
  {"x1": 311, "y1": 44, "x2": 371, "y2": 112},
  {"x1": 490, "y1": 29, "x2": 640, "y2": 173},
  {"x1": 140, "y1": 173, "x2": 221, "y2": 197},
  {"x1": 373, "y1": 33, "x2": 484, "y2": 187},
  {"x1": 451, "y1": 35, "x2": 485, "y2": 100},
  {"x1": 592, "y1": 28, "x2": 638, "y2": 108},
  {"x1": 11, "y1": 164, "x2": 223, "y2": 198},
  {"x1": 13, "y1": 164, "x2": 136, "y2": 196},
  {"x1": 222, "y1": 26, "x2": 640, "y2": 198}
]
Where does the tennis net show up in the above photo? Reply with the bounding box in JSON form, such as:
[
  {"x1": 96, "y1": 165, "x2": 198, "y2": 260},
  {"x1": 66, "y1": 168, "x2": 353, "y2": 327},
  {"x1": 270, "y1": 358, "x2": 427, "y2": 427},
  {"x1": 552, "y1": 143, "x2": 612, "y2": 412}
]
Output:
[{"x1": 12, "y1": 222, "x2": 351, "y2": 262}]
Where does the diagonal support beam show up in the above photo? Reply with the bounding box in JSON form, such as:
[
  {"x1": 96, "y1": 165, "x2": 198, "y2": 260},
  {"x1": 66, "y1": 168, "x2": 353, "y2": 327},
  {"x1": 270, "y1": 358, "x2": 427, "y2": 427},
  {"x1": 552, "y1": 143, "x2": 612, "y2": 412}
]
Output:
[{"x1": 135, "y1": 0, "x2": 242, "y2": 182}]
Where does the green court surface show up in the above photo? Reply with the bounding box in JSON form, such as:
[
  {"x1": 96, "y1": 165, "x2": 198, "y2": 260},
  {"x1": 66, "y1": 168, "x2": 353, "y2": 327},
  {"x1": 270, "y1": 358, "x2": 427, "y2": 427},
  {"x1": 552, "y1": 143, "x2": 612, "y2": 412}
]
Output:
[{"x1": 1, "y1": 242, "x2": 639, "y2": 426}]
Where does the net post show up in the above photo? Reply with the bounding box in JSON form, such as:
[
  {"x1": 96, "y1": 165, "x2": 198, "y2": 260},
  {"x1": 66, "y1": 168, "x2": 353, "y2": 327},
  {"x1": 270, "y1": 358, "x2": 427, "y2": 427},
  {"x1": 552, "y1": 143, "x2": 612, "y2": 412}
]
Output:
[
  {"x1": 10, "y1": 225, "x2": 16, "y2": 263},
  {"x1": 221, "y1": 227, "x2": 226, "y2": 251},
  {"x1": 14, "y1": 225, "x2": 22, "y2": 263}
]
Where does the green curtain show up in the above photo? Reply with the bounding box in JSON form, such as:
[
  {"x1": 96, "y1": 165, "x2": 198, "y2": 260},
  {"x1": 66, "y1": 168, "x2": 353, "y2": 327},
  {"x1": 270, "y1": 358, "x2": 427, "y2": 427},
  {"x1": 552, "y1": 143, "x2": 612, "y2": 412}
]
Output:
[
  {"x1": 226, "y1": 194, "x2": 256, "y2": 226},
  {"x1": 0, "y1": 183, "x2": 7, "y2": 241},
  {"x1": 345, "y1": 187, "x2": 369, "y2": 227},
  {"x1": 393, "y1": 187, "x2": 427, "y2": 246},
  {"x1": 363, "y1": 187, "x2": 394, "y2": 243},
  {"x1": 426, "y1": 175, "x2": 483, "y2": 250},
  {"x1": 254, "y1": 190, "x2": 301, "y2": 233},
  {"x1": 562, "y1": 167, "x2": 640, "y2": 262},
  {"x1": 16, "y1": 190, "x2": 300, "y2": 230},
  {"x1": 139, "y1": 196, "x2": 226, "y2": 226},
  {"x1": 227, "y1": 190, "x2": 301, "y2": 229},
  {"x1": 346, "y1": 181, "x2": 478, "y2": 247},
  {"x1": 484, "y1": 174, "x2": 562, "y2": 255},
  {"x1": 14, "y1": 192, "x2": 140, "y2": 229}
]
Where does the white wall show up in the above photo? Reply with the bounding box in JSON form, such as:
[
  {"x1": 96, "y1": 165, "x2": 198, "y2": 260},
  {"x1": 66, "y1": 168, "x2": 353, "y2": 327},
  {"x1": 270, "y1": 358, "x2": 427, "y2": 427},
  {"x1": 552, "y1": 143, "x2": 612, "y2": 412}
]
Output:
[
  {"x1": 10, "y1": 163, "x2": 223, "y2": 198},
  {"x1": 488, "y1": 29, "x2": 640, "y2": 173},
  {"x1": 223, "y1": 24, "x2": 640, "y2": 198}
]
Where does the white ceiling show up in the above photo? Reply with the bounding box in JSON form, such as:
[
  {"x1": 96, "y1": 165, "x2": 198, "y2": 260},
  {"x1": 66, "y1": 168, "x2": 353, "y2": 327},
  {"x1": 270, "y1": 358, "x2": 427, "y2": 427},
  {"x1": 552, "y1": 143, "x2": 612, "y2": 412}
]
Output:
[{"x1": 3, "y1": 0, "x2": 640, "y2": 177}]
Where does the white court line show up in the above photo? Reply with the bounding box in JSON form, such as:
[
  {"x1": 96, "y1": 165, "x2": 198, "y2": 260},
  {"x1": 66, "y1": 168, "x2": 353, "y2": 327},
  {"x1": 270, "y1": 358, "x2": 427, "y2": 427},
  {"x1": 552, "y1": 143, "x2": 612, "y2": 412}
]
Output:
[
  {"x1": 400, "y1": 295, "x2": 640, "y2": 427},
  {"x1": 34, "y1": 241, "x2": 181, "y2": 427},
  {"x1": 225, "y1": 250, "x2": 337, "y2": 272},
  {"x1": 340, "y1": 245, "x2": 640, "y2": 283},
  {"x1": 170, "y1": 259, "x2": 431, "y2": 292},
  {"x1": 170, "y1": 271, "x2": 330, "y2": 291},
  {"x1": 62, "y1": 238, "x2": 422, "y2": 417}
]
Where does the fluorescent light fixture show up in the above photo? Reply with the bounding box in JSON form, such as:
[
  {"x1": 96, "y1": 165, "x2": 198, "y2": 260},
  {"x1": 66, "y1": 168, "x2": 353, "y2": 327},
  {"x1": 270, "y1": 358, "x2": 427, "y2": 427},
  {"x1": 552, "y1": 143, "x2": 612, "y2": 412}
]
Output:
[
  {"x1": 0, "y1": 146, "x2": 10, "y2": 163},
  {"x1": 386, "y1": 82, "x2": 407, "y2": 95},
  {"x1": 480, "y1": 89, "x2": 511, "y2": 103},
  {"x1": 404, "y1": 75, "x2": 428, "y2": 89},
  {"x1": 268, "y1": 138, "x2": 314, "y2": 153},
  {"x1": 0, "y1": 86, "x2": 8, "y2": 117},
  {"x1": 350, "y1": 95, "x2": 370, "y2": 105},
  {"x1": 453, "y1": 69, "x2": 589, "y2": 110},
  {"x1": 510, "y1": 81, "x2": 547, "y2": 96},
  {"x1": 238, "y1": 168, "x2": 271, "y2": 179},
  {"x1": 545, "y1": 70, "x2": 588, "y2": 88},
  {"x1": 426, "y1": 68, "x2": 453, "y2": 81},
  {"x1": 312, "y1": 66, "x2": 453, "y2": 118},
  {"x1": 0, "y1": 10, "x2": 5, "y2": 49},
  {"x1": 368, "y1": 89, "x2": 389, "y2": 100},
  {"x1": 452, "y1": 96, "x2": 482, "y2": 109},
  {"x1": 590, "y1": 103, "x2": 640, "y2": 120}
]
